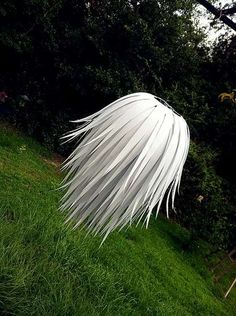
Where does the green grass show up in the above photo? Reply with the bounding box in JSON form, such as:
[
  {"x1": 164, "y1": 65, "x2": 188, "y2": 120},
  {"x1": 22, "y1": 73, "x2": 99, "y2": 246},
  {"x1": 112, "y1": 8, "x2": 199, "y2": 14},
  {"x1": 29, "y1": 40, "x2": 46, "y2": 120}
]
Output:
[{"x1": 0, "y1": 122, "x2": 235, "y2": 316}]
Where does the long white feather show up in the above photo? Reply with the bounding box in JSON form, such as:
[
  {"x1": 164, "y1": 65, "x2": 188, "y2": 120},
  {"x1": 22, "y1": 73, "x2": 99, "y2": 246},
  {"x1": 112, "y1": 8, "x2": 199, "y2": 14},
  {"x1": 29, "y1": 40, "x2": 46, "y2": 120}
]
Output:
[{"x1": 61, "y1": 92, "x2": 190, "y2": 241}]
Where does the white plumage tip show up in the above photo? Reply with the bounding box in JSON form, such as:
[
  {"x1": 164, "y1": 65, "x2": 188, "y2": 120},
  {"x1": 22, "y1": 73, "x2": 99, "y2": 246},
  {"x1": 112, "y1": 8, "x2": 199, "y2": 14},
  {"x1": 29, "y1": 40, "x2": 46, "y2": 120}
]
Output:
[{"x1": 61, "y1": 92, "x2": 190, "y2": 241}]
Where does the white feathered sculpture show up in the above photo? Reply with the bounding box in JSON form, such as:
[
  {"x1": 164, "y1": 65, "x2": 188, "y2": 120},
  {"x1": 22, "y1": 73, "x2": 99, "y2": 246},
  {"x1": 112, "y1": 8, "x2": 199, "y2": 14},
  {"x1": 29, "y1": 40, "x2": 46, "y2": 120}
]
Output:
[{"x1": 60, "y1": 92, "x2": 190, "y2": 242}]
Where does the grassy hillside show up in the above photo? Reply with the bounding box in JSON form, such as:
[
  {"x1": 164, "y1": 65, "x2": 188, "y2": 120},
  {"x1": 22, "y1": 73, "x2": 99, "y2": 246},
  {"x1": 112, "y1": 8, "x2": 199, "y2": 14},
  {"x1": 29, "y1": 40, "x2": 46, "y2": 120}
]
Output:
[{"x1": 0, "y1": 122, "x2": 235, "y2": 316}]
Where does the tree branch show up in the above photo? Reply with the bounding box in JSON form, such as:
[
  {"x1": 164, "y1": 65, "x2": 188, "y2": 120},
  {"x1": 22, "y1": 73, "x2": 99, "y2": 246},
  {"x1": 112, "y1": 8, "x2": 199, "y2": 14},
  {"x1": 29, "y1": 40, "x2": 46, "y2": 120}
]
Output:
[
  {"x1": 196, "y1": 0, "x2": 236, "y2": 32},
  {"x1": 222, "y1": 5, "x2": 236, "y2": 16}
]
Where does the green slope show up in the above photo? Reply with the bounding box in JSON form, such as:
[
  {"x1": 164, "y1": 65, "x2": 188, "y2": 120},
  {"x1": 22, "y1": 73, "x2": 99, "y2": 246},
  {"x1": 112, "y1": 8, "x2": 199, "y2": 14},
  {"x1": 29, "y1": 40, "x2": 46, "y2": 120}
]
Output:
[{"x1": 0, "y1": 122, "x2": 234, "y2": 316}]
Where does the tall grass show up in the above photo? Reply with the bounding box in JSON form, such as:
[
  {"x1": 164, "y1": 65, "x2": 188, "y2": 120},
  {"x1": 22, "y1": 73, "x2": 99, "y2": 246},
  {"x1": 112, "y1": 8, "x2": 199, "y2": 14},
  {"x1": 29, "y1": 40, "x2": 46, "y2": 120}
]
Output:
[{"x1": 0, "y1": 122, "x2": 234, "y2": 315}]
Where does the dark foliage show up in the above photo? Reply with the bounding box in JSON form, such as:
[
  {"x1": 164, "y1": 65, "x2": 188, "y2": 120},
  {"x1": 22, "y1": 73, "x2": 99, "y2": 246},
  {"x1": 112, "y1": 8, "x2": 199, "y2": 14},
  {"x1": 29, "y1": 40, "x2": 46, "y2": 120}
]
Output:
[{"x1": 0, "y1": 0, "x2": 205, "y2": 148}]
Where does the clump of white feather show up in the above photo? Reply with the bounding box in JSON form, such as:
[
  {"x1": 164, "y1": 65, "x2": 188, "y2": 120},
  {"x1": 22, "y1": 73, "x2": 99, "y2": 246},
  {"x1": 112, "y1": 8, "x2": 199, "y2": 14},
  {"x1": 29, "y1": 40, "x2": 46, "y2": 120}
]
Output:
[{"x1": 60, "y1": 92, "x2": 190, "y2": 242}]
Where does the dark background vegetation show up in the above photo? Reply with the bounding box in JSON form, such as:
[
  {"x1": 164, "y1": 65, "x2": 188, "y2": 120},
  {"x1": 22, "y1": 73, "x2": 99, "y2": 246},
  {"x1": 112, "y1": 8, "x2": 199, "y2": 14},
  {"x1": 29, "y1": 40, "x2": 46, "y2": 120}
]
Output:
[{"x1": 0, "y1": 0, "x2": 235, "y2": 249}]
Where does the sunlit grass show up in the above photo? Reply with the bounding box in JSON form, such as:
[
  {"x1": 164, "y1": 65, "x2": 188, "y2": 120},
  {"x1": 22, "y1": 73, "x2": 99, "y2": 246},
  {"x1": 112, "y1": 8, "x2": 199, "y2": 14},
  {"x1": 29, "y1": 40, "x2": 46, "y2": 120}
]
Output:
[{"x1": 0, "y1": 122, "x2": 234, "y2": 315}]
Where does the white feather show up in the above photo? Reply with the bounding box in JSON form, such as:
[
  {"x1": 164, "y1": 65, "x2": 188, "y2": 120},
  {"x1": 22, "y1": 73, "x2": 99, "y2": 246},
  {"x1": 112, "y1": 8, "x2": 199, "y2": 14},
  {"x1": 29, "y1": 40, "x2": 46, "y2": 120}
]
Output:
[{"x1": 61, "y1": 92, "x2": 190, "y2": 241}]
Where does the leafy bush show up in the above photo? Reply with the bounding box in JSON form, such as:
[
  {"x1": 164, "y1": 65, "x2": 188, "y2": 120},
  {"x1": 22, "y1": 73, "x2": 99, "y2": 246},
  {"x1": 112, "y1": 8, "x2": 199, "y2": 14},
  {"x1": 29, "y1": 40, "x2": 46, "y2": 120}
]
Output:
[
  {"x1": 0, "y1": 0, "x2": 205, "y2": 151},
  {"x1": 175, "y1": 142, "x2": 235, "y2": 249}
]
